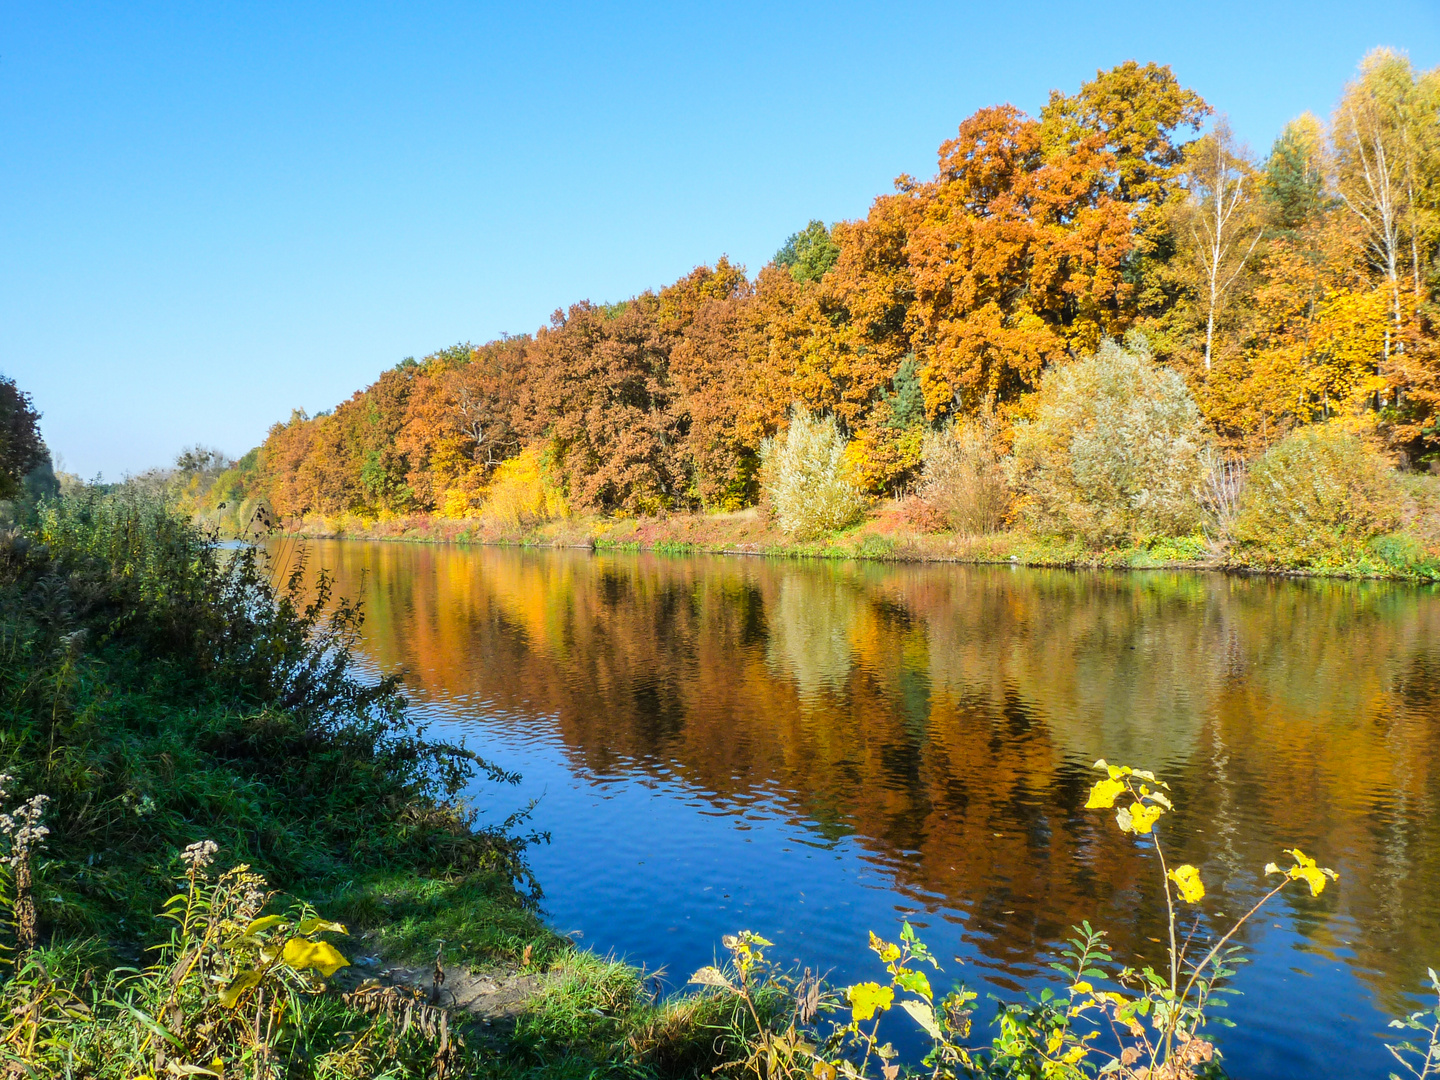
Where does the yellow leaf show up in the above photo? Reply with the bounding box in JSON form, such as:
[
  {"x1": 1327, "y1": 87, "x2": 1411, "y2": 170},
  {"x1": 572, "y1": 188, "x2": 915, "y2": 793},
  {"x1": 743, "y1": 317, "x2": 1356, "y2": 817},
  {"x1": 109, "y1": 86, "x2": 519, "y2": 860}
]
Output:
[
  {"x1": 217, "y1": 969, "x2": 263, "y2": 1009},
  {"x1": 869, "y1": 932, "x2": 900, "y2": 963},
  {"x1": 1278, "y1": 849, "x2": 1339, "y2": 896},
  {"x1": 280, "y1": 937, "x2": 349, "y2": 977},
  {"x1": 1085, "y1": 778, "x2": 1126, "y2": 810},
  {"x1": 847, "y1": 982, "x2": 894, "y2": 1022},
  {"x1": 1168, "y1": 865, "x2": 1205, "y2": 904},
  {"x1": 1295, "y1": 866, "x2": 1329, "y2": 896},
  {"x1": 296, "y1": 917, "x2": 348, "y2": 936},
  {"x1": 1287, "y1": 847, "x2": 1316, "y2": 870},
  {"x1": 1071, "y1": 980, "x2": 1092, "y2": 994},
  {"x1": 1127, "y1": 803, "x2": 1163, "y2": 834}
]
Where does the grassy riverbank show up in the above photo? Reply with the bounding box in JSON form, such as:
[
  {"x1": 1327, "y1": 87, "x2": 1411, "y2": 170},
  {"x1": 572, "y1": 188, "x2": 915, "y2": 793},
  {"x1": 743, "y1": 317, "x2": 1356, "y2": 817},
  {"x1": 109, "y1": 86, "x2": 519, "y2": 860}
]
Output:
[
  {"x1": 247, "y1": 495, "x2": 1440, "y2": 581},
  {"x1": 0, "y1": 490, "x2": 781, "y2": 1077}
]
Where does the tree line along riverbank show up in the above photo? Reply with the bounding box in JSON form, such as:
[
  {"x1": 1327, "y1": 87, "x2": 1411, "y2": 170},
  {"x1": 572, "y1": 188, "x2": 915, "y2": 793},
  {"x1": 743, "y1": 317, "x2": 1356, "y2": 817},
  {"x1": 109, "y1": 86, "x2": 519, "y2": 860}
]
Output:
[{"x1": 158, "y1": 51, "x2": 1440, "y2": 581}]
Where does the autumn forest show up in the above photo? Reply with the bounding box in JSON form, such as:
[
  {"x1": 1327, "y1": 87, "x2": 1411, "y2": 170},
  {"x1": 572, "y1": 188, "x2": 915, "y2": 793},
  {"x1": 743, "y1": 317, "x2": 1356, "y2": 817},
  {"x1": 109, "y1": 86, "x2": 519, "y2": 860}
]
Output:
[{"x1": 200, "y1": 53, "x2": 1440, "y2": 563}]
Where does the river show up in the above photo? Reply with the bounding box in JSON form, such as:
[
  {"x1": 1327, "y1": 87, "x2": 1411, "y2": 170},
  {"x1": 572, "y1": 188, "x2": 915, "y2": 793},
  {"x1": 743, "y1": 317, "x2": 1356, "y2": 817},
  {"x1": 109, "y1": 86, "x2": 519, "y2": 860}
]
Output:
[{"x1": 287, "y1": 540, "x2": 1440, "y2": 1078}]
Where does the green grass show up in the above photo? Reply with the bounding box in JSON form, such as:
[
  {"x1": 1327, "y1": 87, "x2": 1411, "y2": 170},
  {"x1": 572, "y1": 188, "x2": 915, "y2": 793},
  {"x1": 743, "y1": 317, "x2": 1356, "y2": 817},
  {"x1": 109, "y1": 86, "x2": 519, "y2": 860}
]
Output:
[{"x1": 323, "y1": 870, "x2": 563, "y2": 970}]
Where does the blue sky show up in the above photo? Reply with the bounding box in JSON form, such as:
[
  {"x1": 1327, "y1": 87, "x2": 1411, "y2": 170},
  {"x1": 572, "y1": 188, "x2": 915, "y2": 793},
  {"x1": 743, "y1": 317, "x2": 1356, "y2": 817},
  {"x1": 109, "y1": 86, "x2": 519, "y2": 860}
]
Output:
[{"x1": 3, "y1": 2, "x2": 1438, "y2": 477}]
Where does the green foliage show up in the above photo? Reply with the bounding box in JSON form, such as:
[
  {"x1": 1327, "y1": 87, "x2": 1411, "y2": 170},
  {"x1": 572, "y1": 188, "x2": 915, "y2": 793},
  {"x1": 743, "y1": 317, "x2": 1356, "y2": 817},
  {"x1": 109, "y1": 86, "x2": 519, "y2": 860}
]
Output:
[
  {"x1": 1387, "y1": 968, "x2": 1440, "y2": 1079},
  {"x1": 0, "y1": 853, "x2": 466, "y2": 1078},
  {"x1": 708, "y1": 761, "x2": 1341, "y2": 1080},
  {"x1": 1232, "y1": 423, "x2": 1403, "y2": 570},
  {"x1": 1367, "y1": 533, "x2": 1440, "y2": 577},
  {"x1": 322, "y1": 871, "x2": 558, "y2": 970},
  {"x1": 3, "y1": 488, "x2": 533, "y2": 940},
  {"x1": 1131, "y1": 534, "x2": 1211, "y2": 565},
  {"x1": 775, "y1": 220, "x2": 840, "y2": 283},
  {"x1": 884, "y1": 356, "x2": 927, "y2": 431},
  {"x1": 0, "y1": 374, "x2": 46, "y2": 503},
  {"x1": 1264, "y1": 116, "x2": 1328, "y2": 231},
  {"x1": 760, "y1": 408, "x2": 869, "y2": 539},
  {"x1": 1009, "y1": 337, "x2": 1207, "y2": 545}
]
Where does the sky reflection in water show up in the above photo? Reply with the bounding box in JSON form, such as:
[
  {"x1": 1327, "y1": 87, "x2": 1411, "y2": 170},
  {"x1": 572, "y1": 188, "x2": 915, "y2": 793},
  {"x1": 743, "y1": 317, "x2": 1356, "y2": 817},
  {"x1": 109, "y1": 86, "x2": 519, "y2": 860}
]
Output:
[{"x1": 288, "y1": 541, "x2": 1440, "y2": 1080}]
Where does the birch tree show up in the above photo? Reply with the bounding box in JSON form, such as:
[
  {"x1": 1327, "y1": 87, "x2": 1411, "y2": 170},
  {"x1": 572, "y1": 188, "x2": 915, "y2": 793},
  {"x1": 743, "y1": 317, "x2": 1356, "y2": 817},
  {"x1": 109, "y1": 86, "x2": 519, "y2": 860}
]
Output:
[
  {"x1": 1184, "y1": 120, "x2": 1263, "y2": 372},
  {"x1": 1332, "y1": 49, "x2": 1438, "y2": 356}
]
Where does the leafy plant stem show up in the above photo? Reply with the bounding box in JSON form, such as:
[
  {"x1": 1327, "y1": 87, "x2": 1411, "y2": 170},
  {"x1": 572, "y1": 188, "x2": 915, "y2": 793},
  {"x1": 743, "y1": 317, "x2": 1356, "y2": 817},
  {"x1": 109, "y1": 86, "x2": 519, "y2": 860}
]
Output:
[{"x1": 1179, "y1": 881, "x2": 1289, "y2": 1008}]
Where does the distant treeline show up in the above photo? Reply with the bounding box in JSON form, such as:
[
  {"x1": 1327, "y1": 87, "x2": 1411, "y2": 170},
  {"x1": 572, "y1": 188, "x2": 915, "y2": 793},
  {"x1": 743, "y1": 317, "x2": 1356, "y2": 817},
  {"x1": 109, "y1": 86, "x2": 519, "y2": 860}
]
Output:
[{"x1": 206, "y1": 53, "x2": 1440, "y2": 523}]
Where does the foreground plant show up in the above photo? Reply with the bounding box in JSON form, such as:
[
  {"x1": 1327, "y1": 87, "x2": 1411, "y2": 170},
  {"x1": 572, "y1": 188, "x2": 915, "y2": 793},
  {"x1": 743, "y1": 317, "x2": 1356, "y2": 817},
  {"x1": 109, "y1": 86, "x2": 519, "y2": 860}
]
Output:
[
  {"x1": 0, "y1": 842, "x2": 463, "y2": 1078},
  {"x1": 710, "y1": 760, "x2": 1340, "y2": 1079},
  {"x1": 1388, "y1": 968, "x2": 1440, "y2": 1080}
]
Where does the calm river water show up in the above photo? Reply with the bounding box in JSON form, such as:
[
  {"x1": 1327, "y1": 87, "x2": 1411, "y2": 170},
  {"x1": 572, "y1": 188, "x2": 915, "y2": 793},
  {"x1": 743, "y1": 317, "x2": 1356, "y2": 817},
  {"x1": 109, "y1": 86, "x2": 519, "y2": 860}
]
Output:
[{"x1": 293, "y1": 540, "x2": 1440, "y2": 1078}]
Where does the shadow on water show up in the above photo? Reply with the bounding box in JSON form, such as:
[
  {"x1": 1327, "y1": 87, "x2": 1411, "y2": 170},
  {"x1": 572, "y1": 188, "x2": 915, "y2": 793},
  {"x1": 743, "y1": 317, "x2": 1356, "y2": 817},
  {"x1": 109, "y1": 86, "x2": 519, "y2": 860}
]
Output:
[{"x1": 288, "y1": 541, "x2": 1440, "y2": 1080}]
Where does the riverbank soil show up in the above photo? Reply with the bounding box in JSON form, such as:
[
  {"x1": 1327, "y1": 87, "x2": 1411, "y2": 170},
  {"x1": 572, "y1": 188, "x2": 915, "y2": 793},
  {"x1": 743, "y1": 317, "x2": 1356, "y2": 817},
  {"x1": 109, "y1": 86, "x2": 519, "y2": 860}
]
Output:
[
  {"x1": 272, "y1": 501, "x2": 1222, "y2": 571},
  {"x1": 266, "y1": 480, "x2": 1440, "y2": 580}
]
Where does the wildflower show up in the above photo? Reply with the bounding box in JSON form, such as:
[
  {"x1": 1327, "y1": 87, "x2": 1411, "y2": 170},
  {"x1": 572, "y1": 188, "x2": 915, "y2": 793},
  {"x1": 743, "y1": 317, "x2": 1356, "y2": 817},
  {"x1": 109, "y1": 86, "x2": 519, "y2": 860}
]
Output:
[
  {"x1": 0, "y1": 794, "x2": 50, "y2": 865},
  {"x1": 181, "y1": 839, "x2": 220, "y2": 875}
]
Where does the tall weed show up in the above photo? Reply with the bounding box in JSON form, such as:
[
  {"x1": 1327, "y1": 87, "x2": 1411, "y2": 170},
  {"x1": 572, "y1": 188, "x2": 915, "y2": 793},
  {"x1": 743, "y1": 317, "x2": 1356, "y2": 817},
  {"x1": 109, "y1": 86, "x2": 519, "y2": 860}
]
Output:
[
  {"x1": 918, "y1": 416, "x2": 1011, "y2": 534},
  {"x1": 3, "y1": 487, "x2": 533, "y2": 941},
  {"x1": 711, "y1": 760, "x2": 1341, "y2": 1080}
]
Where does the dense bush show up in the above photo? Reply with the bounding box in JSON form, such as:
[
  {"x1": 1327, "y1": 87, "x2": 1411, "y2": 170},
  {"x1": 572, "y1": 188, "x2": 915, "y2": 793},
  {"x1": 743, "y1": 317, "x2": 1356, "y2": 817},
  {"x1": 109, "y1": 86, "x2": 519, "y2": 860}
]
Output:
[
  {"x1": 918, "y1": 416, "x2": 1011, "y2": 534},
  {"x1": 1008, "y1": 338, "x2": 1206, "y2": 544},
  {"x1": 477, "y1": 443, "x2": 569, "y2": 527},
  {"x1": 1232, "y1": 423, "x2": 1403, "y2": 569},
  {"x1": 3, "y1": 487, "x2": 532, "y2": 939},
  {"x1": 760, "y1": 408, "x2": 868, "y2": 539}
]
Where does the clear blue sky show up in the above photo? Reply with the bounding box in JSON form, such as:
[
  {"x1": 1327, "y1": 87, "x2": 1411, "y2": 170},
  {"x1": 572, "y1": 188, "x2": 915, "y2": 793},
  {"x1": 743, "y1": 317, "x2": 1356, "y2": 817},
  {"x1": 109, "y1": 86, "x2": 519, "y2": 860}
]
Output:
[{"x1": 3, "y1": 2, "x2": 1438, "y2": 478}]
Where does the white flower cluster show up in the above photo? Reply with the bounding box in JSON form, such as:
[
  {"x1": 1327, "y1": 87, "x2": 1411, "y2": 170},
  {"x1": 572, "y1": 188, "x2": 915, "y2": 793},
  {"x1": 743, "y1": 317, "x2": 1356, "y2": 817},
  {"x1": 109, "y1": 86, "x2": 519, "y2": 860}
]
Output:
[
  {"x1": 181, "y1": 839, "x2": 219, "y2": 875},
  {"x1": 0, "y1": 774, "x2": 51, "y2": 866}
]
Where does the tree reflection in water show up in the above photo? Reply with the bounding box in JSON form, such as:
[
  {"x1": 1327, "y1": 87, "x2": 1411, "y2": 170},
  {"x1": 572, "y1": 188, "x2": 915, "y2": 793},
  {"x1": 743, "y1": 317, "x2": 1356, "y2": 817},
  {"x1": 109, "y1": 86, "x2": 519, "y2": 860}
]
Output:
[{"x1": 286, "y1": 541, "x2": 1440, "y2": 1078}]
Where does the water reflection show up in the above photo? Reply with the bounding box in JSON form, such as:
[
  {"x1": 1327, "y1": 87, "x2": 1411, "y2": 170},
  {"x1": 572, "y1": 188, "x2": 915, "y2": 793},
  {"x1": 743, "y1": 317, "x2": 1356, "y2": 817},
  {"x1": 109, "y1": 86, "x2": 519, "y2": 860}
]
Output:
[{"x1": 287, "y1": 542, "x2": 1440, "y2": 1079}]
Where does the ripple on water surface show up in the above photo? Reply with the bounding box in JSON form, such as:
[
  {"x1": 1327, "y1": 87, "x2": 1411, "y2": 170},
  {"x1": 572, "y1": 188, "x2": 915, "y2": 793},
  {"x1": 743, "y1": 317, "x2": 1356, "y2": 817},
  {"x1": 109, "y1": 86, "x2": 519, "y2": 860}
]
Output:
[{"x1": 302, "y1": 543, "x2": 1440, "y2": 1080}]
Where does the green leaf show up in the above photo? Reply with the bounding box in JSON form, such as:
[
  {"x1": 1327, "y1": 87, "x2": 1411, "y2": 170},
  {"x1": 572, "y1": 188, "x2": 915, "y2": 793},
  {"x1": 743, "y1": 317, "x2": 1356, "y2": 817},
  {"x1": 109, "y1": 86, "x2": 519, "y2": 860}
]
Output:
[
  {"x1": 243, "y1": 915, "x2": 288, "y2": 937},
  {"x1": 895, "y1": 970, "x2": 933, "y2": 1000}
]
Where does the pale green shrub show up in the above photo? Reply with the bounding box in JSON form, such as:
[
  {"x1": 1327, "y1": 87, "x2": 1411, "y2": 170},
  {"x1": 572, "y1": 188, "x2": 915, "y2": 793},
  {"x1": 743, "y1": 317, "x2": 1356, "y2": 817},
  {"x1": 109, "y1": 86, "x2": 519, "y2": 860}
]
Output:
[
  {"x1": 918, "y1": 416, "x2": 1011, "y2": 534},
  {"x1": 1008, "y1": 337, "x2": 1206, "y2": 544},
  {"x1": 1232, "y1": 423, "x2": 1402, "y2": 569},
  {"x1": 760, "y1": 408, "x2": 868, "y2": 539}
]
